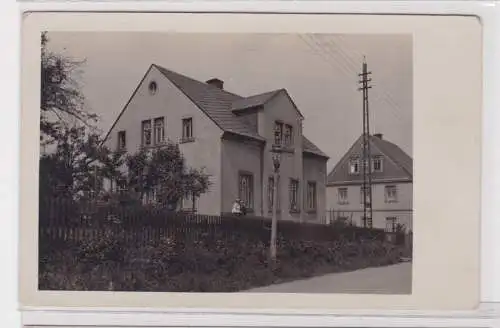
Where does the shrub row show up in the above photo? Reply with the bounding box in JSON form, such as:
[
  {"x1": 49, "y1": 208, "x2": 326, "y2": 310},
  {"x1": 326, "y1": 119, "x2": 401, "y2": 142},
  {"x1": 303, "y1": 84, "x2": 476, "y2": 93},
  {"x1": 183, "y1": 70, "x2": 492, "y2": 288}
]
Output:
[{"x1": 39, "y1": 226, "x2": 408, "y2": 292}]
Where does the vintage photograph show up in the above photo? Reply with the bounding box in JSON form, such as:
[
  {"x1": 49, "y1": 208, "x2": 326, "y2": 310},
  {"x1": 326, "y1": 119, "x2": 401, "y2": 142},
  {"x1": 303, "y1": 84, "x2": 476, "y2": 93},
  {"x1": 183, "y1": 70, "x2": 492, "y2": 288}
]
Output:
[{"x1": 38, "y1": 32, "x2": 413, "y2": 294}]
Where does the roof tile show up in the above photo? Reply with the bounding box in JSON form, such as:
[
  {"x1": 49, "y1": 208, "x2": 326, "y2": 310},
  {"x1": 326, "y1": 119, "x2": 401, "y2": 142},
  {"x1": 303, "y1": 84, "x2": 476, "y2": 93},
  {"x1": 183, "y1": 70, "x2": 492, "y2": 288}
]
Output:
[
  {"x1": 327, "y1": 135, "x2": 412, "y2": 184},
  {"x1": 155, "y1": 64, "x2": 327, "y2": 158},
  {"x1": 231, "y1": 89, "x2": 282, "y2": 112}
]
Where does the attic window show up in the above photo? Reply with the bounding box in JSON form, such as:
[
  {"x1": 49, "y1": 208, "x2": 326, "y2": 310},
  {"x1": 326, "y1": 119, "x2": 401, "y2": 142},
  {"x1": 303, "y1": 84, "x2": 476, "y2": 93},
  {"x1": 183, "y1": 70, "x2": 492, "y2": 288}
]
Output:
[
  {"x1": 149, "y1": 81, "x2": 158, "y2": 95},
  {"x1": 274, "y1": 121, "x2": 284, "y2": 146},
  {"x1": 372, "y1": 156, "x2": 383, "y2": 172},
  {"x1": 349, "y1": 158, "x2": 360, "y2": 174},
  {"x1": 284, "y1": 124, "x2": 293, "y2": 146}
]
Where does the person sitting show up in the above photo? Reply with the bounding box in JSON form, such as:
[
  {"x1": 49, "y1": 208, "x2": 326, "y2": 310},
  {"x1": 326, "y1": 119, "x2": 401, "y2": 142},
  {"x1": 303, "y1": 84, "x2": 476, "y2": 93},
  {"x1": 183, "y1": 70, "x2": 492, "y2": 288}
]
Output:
[
  {"x1": 231, "y1": 198, "x2": 242, "y2": 216},
  {"x1": 240, "y1": 200, "x2": 247, "y2": 216}
]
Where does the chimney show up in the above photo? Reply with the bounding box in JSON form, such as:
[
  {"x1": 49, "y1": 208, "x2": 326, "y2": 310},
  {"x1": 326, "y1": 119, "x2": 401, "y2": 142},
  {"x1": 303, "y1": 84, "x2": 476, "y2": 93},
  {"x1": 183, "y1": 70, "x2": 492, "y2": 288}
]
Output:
[
  {"x1": 374, "y1": 133, "x2": 383, "y2": 139},
  {"x1": 206, "y1": 78, "x2": 224, "y2": 90}
]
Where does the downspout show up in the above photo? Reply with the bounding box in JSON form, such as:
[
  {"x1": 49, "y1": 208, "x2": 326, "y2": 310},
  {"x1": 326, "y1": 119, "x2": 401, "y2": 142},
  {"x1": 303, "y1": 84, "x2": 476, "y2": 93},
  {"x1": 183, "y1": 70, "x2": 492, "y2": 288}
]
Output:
[
  {"x1": 260, "y1": 141, "x2": 265, "y2": 217},
  {"x1": 298, "y1": 117, "x2": 305, "y2": 223},
  {"x1": 220, "y1": 134, "x2": 224, "y2": 215}
]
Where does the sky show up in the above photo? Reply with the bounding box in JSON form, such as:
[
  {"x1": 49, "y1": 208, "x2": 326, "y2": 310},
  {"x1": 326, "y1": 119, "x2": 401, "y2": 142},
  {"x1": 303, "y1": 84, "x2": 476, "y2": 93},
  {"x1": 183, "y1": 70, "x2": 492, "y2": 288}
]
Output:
[{"x1": 46, "y1": 32, "x2": 412, "y2": 172}]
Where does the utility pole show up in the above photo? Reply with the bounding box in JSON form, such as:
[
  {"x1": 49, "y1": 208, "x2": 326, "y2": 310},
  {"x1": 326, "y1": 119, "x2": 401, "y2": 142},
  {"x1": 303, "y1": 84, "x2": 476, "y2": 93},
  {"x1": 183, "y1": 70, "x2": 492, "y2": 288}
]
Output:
[
  {"x1": 358, "y1": 56, "x2": 373, "y2": 227},
  {"x1": 270, "y1": 144, "x2": 281, "y2": 263}
]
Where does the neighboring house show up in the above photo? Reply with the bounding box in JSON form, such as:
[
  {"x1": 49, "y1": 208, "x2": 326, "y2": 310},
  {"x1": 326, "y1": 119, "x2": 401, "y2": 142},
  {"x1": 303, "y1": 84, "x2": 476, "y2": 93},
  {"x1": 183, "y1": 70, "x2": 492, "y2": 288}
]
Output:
[
  {"x1": 326, "y1": 133, "x2": 413, "y2": 232},
  {"x1": 103, "y1": 64, "x2": 329, "y2": 222}
]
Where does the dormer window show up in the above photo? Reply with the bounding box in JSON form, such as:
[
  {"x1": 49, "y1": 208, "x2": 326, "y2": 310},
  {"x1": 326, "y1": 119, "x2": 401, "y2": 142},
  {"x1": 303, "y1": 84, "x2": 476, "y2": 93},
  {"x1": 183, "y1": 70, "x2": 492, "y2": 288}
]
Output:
[
  {"x1": 284, "y1": 124, "x2": 293, "y2": 146},
  {"x1": 349, "y1": 158, "x2": 360, "y2": 174},
  {"x1": 372, "y1": 156, "x2": 383, "y2": 172},
  {"x1": 274, "y1": 121, "x2": 284, "y2": 146}
]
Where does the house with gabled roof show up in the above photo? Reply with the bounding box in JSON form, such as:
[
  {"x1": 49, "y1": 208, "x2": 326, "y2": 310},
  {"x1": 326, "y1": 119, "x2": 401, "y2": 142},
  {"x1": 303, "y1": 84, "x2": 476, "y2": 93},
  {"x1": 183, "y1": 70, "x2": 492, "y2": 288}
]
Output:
[
  {"x1": 103, "y1": 64, "x2": 329, "y2": 222},
  {"x1": 326, "y1": 133, "x2": 413, "y2": 231}
]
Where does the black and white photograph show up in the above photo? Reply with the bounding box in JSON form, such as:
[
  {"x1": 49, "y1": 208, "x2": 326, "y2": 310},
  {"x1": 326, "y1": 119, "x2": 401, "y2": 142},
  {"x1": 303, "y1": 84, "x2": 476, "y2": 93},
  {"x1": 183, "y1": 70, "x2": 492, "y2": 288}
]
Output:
[{"x1": 37, "y1": 31, "x2": 414, "y2": 295}]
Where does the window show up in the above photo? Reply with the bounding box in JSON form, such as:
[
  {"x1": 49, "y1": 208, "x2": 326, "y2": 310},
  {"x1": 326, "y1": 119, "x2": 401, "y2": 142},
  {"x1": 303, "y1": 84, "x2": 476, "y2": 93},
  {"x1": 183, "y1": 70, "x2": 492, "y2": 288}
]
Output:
[
  {"x1": 360, "y1": 186, "x2": 372, "y2": 204},
  {"x1": 284, "y1": 124, "x2": 293, "y2": 146},
  {"x1": 338, "y1": 188, "x2": 348, "y2": 204},
  {"x1": 180, "y1": 192, "x2": 196, "y2": 211},
  {"x1": 116, "y1": 179, "x2": 128, "y2": 194},
  {"x1": 182, "y1": 117, "x2": 193, "y2": 141},
  {"x1": 142, "y1": 186, "x2": 158, "y2": 205},
  {"x1": 386, "y1": 217, "x2": 398, "y2": 232},
  {"x1": 349, "y1": 158, "x2": 360, "y2": 174},
  {"x1": 362, "y1": 216, "x2": 373, "y2": 228},
  {"x1": 372, "y1": 156, "x2": 383, "y2": 172},
  {"x1": 274, "y1": 121, "x2": 284, "y2": 145},
  {"x1": 154, "y1": 117, "x2": 165, "y2": 145},
  {"x1": 238, "y1": 173, "x2": 254, "y2": 210},
  {"x1": 148, "y1": 81, "x2": 158, "y2": 95},
  {"x1": 141, "y1": 120, "x2": 152, "y2": 146},
  {"x1": 306, "y1": 181, "x2": 317, "y2": 211},
  {"x1": 117, "y1": 130, "x2": 126, "y2": 150},
  {"x1": 289, "y1": 179, "x2": 300, "y2": 212},
  {"x1": 385, "y1": 185, "x2": 398, "y2": 203}
]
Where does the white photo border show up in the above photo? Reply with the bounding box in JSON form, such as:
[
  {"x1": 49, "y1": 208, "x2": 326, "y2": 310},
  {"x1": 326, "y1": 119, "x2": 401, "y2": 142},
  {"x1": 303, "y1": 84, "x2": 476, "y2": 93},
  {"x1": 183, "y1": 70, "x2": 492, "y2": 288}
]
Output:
[{"x1": 18, "y1": 0, "x2": 500, "y2": 327}]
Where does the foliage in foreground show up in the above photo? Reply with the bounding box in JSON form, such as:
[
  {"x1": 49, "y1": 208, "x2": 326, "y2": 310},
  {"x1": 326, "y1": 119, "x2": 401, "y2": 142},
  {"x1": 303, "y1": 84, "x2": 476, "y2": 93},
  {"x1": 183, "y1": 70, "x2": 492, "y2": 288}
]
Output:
[
  {"x1": 39, "y1": 33, "x2": 211, "y2": 206},
  {"x1": 39, "y1": 228, "x2": 408, "y2": 292}
]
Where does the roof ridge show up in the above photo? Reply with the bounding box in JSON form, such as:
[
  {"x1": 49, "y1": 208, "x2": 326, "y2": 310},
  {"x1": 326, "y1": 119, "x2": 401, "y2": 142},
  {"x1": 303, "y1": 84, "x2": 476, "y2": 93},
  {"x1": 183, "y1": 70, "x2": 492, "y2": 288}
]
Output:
[
  {"x1": 370, "y1": 136, "x2": 412, "y2": 177},
  {"x1": 105, "y1": 63, "x2": 327, "y2": 159},
  {"x1": 153, "y1": 63, "x2": 244, "y2": 99},
  {"x1": 369, "y1": 136, "x2": 412, "y2": 179},
  {"x1": 326, "y1": 134, "x2": 412, "y2": 184},
  {"x1": 302, "y1": 136, "x2": 329, "y2": 159},
  {"x1": 102, "y1": 64, "x2": 156, "y2": 144},
  {"x1": 231, "y1": 89, "x2": 284, "y2": 112},
  {"x1": 326, "y1": 135, "x2": 363, "y2": 180},
  {"x1": 244, "y1": 88, "x2": 284, "y2": 99}
]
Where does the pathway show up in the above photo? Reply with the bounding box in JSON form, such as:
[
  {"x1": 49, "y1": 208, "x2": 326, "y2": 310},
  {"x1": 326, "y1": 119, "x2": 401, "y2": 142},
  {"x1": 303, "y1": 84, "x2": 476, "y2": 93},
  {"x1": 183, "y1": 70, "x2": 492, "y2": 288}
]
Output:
[{"x1": 245, "y1": 262, "x2": 412, "y2": 294}]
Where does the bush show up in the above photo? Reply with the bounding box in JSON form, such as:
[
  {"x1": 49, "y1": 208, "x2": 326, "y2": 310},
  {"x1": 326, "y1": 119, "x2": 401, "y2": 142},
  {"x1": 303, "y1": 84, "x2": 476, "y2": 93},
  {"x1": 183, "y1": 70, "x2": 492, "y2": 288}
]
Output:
[
  {"x1": 39, "y1": 221, "x2": 408, "y2": 292},
  {"x1": 39, "y1": 202, "x2": 410, "y2": 291}
]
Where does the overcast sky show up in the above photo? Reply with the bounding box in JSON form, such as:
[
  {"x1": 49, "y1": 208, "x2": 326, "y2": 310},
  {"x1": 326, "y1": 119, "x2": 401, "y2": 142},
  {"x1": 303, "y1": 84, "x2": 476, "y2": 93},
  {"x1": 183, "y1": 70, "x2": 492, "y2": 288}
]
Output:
[{"x1": 46, "y1": 32, "x2": 412, "y2": 172}]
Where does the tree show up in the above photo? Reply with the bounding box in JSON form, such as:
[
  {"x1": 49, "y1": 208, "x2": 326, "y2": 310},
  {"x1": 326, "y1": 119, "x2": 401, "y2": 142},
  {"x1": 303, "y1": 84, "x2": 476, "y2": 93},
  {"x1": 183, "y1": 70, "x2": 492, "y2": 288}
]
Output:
[
  {"x1": 123, "y1": 142, "x2": 210, "y2": 209},
  {"x1": 40, "y1": 32, "x2": 98, "y2": 147},
  {"x1": 39, "y1": 125, "x2": 125, "y2": 201},
  {"x1": 39, "y1": 32, "x2": 123, "y2": 202}
]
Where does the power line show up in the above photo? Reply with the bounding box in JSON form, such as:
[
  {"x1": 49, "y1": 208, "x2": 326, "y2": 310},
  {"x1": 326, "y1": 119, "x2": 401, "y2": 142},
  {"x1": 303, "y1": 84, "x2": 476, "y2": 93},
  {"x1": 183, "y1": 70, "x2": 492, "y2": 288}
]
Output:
[
  {"x1": 300, "y1": 34, "x2": 380, "y2": 131},
  {"x1": 311, "y1": 34, "x2": 406, "y2": 127},
  {"x1": 306, "y1": 35, "x2": 408, "y2": 139},
  {"x1": 299, "y1": 35, "x2": 358, "y2": 90},
  {"x1": 326, "y1": 40, "x2": 405, "y2": 125},
  {"x1": 335, "y1": 35, "x2": 405, "y2": 110},
  {"x1": 300, "y1": 34, "x2": 378, "y2": 226},
  {"x1": 299, "y1": 34, "x2": 411, "y2": 141},
  {"x1": 335, "y1": 35, "x2": 409, "y2": 124}
]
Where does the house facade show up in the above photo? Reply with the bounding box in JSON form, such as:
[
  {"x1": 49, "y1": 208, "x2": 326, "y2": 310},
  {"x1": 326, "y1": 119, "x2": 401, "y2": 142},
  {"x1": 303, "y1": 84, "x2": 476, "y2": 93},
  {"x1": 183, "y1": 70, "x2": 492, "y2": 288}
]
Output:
[
  {"x1": 103, "y1": 64, "x2": 329, "y2": 222},
  {"x1": 326, "y1": 134, "x2": 413, "y2": 232}
]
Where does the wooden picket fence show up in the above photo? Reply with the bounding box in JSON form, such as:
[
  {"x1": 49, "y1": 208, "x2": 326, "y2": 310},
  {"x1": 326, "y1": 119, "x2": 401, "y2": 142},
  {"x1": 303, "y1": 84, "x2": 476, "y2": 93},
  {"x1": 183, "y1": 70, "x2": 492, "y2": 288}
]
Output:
[{"x1": 39, "y1": 198, "x2": 403, "y2": 248}]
